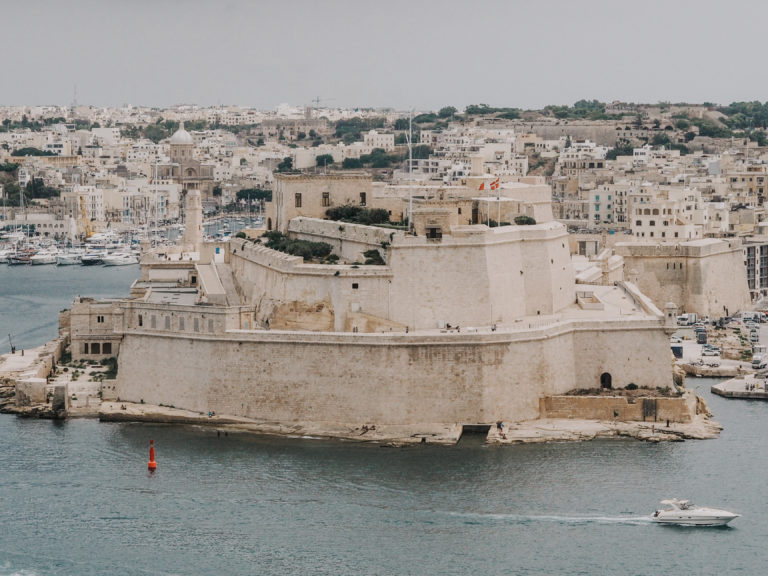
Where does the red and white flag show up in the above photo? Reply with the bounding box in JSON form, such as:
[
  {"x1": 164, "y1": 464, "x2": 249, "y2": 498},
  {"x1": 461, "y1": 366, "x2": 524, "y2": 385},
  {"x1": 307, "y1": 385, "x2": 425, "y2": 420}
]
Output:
[
  {"x1": 490, "y1": 177, "x2": 500, "y2": 190},
  {"x1": 478, "y1": 181, "x2": 486, "y2": 191}
]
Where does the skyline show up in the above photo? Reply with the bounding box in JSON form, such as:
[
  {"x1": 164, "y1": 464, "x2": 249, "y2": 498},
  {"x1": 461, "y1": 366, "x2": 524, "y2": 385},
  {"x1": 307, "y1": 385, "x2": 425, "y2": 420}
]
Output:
[{"x1": 4, "y1": 1, "x2": 768, "y2": 111}]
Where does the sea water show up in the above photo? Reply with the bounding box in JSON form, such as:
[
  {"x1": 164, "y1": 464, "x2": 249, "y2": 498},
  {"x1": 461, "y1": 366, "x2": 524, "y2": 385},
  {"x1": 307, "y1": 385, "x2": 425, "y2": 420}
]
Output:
[{"x1": 0, "y1": 266, "x2": 766, "y2": 575}]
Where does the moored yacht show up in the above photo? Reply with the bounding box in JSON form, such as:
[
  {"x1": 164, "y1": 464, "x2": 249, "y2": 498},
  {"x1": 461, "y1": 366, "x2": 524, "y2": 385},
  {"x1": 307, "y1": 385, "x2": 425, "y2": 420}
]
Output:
[
  {"x1": 652, "y1": 499, "x2": 739, "y2": 526},
  {"x1": 101, "y1": 251, "x2": 139, "y2": 266},
  {"x1": 56, "y1": 249, "x2": 84, "y2": 266},
  {"x1": 30, "y1": 247, "x2": 60, "y2": 265}
]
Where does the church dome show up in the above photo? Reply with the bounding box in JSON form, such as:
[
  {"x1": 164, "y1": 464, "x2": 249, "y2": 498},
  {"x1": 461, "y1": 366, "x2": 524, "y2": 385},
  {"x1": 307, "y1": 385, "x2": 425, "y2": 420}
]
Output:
[{"x1": 170, "y1": 122, "x2": 194, "y2": 145}]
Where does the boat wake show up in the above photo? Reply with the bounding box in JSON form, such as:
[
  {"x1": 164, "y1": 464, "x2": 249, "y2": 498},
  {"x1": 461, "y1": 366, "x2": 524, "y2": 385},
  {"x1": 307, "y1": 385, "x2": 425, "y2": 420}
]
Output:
[{"x1": 445, "y1": 511, "x2": 653, "y2": 526}]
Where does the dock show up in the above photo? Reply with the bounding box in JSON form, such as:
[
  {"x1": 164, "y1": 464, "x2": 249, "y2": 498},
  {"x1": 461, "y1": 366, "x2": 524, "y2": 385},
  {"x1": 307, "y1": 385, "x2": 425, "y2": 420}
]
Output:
[{"x1": 711, "y1": 377, "x2": 768, "y2": 400}]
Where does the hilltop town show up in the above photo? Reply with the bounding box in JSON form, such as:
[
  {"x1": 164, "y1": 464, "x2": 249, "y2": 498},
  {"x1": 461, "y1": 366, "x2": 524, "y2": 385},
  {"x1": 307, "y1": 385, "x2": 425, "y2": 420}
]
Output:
[{"x1": 3, "y1": 99, "x2": 766, "y2": 443}]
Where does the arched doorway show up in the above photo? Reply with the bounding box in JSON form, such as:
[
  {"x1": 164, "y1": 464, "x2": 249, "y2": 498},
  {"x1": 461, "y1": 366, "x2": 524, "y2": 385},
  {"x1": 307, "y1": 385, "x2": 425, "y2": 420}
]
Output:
[
  {"x1": 600, "y1": 372, "x2": 612, "y2": 389},
  {"x1": 267, "y1": 217, "x2": 272, "y2": 231}
]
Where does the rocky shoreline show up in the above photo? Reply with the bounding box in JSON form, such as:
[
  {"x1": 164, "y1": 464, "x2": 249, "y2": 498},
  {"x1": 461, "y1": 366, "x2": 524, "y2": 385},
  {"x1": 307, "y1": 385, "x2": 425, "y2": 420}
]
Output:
[{"x1": 96, "y1": 400, "x2": 722, "y2": 446}]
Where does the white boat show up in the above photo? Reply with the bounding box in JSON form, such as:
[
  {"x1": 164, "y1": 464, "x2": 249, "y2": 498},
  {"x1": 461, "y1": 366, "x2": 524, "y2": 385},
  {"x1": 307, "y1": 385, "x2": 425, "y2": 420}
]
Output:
[
  {"x1": 652, "y1": 499, "x2": 739, "y2": 526},
  {"x1": 30, "y1": 248, "x2": 59, "y2": 265},
  {"x1": 80, "y1": 251, "x2": 105, "y2": 266},
  {"x1": 102, "y1": 252, "x2": 139, "y2": 266},
  {"x1": 56, "y1": 250, "x2": 83, "y2": 266}
]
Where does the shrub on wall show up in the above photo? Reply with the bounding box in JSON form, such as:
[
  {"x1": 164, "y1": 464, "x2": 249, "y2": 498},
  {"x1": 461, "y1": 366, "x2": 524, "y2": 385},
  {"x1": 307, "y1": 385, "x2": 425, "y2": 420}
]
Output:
[
  {"x1": 262, "y1": 230, "x2": 333, "y2": 262},
  {"x1": 325, "y1": 205, "x2": 390, "y2": 225},
  {"x1": 363, "y1": 249, "x2": 385, "y2": 265}
]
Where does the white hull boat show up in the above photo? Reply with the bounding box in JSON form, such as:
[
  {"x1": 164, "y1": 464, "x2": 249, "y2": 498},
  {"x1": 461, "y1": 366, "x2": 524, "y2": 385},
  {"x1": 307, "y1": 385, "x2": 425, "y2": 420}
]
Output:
[
  {"x1": 653, "y1": 499, "x2": 739, "y2": 526},
  {"x1": 57, "y1": 252, "x2": 83, "y2": 266},
  {"x1": 30, "y1": 249, "x2": 59, "y2": 265},
  {"x1": 102, "y1": 252, "x2": 139, "y2": 266}
]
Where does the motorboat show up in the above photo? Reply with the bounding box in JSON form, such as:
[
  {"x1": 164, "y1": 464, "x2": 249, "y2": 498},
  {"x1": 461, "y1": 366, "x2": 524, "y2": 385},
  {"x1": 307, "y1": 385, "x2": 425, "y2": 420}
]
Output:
[
  {"x1": 80, "y1": 251, "x2": 105, "y2": 266},
  {"x1": 101, "y1": 252, "x2": 139, "y2": 266},
  {"x1": 30, "y1": 248, "x2": 59, "y2": 265},
  {"x1": 56, "y1": 250, "x2": 83, "y2": 266},
  {"x1": 652, "y1": 499, "x2": 739, "y2": 526},
  {"x1": 6, "y1": 248, "x2": 35, "y2": 265}
]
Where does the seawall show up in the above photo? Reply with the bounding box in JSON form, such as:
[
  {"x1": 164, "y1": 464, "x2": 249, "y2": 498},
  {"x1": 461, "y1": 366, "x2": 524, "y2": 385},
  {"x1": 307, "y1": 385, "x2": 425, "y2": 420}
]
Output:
[{"x1": 114, "y1": 318, "x2": 672, "y2": 431}]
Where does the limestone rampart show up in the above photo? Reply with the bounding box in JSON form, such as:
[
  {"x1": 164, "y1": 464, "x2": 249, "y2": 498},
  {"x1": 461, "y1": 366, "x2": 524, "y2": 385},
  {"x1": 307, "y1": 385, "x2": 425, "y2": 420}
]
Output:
[
  {"x1": 230, "y1": 222, "x2": 575, "y2": 331},
  {"x1": 114, "y1": 317, "x2": 671, "y2": 428},
  {"x1": 288, "y1": 217, "x2": 402, "y2": 264},
  {"x1": 616, "y1": 240, "x2": 749, "y2": 316}
]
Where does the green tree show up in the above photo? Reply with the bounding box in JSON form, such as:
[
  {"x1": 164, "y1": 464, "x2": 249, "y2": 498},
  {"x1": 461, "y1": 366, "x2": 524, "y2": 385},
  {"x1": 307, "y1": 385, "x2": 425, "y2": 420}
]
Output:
[
  {"x1": 394, "y1": 118, "x2": 409, "y2": 130},
  {"x1": 316, "y1": 154, "x2": 334, "y2": 167},
  {"x1": 438, "y1": 106, "x2": 457, "y2": 118},
  {"x1": 11, "y1": 147, "x2": 55, "y2": 157},
  {"x1": 342, "y1": 157, "x2": 363, "y2": 169},
  {"x1": 276, "y1": 157, "x2": 294, "y2": 172}
]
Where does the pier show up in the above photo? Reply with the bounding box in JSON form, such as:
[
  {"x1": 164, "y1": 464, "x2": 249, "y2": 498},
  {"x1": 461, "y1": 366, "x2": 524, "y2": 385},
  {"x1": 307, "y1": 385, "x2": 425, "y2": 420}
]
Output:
[{"x1": 711, "y1": 377, "x2": 768, "y2": 400}]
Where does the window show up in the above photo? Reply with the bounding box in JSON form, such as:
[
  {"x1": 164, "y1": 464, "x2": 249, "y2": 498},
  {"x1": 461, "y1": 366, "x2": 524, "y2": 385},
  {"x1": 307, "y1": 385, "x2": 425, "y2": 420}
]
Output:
[
  {"x1": 179, "y1": 317, "x2": 185, "y2": 331},
  {"x1": 151, "y1": 315, "x2": 157, "y2": 328},
  {"x1": 322, "y1": 192, "x2": 330, "y2": 207},
  {"x1": 103, "y1": 343, "x2": 112, "y2": 355},
  {"x1": 138, "y1": 315, "x2": 143, "y2": 327},
  {"x1": 352, "y1": 283, "x2": 359, "y2": 290},
  {"x1": 194, "y1": 318, "x2": 199, "y2": 332},
  {"x1": 649, "y1": 220, "x2": 655, "y2": 226},
  {"x1": 359, "y1": 192, "x2": 366, "y2": 206},
  {"x1": 209, "y1": 319, "x2": 214, "y2": 332},
  {"x1": 426, "y1": 227, "x2": 442, "y2": 239},
  {"x1": 191, "y1": 275, "x2": 197, "y2": 285},
  {"x1": 165, "y1": 316, "x2": 171, "y2": 330},
  {"x1": 83, "y1": 342, "x2": 89, "y2": 354},
  {"x1": 97, "y1": 315, "x2": 104, "y2": 323},
  {"x1": 295, "y1": 193, "x2": 302, "y2": 208},
  {"x1": 91, "y1": 342, "x2": 101, "y2": 355}
]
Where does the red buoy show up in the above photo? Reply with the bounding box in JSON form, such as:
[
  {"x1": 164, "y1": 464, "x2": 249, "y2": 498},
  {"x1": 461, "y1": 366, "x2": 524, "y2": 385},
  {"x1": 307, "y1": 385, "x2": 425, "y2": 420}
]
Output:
[{"x1": 148, "y1": 439, "x2": 157, "y2": 472}]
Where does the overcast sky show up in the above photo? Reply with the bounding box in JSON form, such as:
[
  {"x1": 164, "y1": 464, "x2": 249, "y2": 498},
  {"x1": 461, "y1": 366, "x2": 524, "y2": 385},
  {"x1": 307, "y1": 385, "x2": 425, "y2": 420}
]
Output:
[{"x1": 4, "y1": 0, "x2": 767, "y2": 111}]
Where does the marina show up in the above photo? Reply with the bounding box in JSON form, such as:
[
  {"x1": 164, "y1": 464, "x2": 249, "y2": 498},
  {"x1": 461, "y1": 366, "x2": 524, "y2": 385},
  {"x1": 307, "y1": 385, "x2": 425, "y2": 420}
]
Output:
[{"x1": 0, "y1": 214, "x2": 261, "y2": 267}]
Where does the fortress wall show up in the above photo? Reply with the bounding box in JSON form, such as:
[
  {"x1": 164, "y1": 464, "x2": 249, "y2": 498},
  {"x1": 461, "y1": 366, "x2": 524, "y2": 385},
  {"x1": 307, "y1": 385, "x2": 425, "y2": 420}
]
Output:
[
  {"x1": 571, "y1": 326, "x2": 672, "y2": 391},
  {"x1": 616, "y1": 241, "x2": 749, "y2": 317},
  {"x1": 230, "y1": 223, "x2": 575, "y2": 331},
  {"x1": 230, "y1": 242, "x2": 393, "y2": 330},
  {"x1": 520, "y1": 228, "x2": 574, "y2": 315},
  {"x1": 288, "y1": 217, "x2": 402, "y2": 264},
  {"x1": 388, "y1": 240, "x2": 494, "y2": 330},
  {"x1": 114, "y1": 320, "x2": 669, "y2": 427},
  {"x1": 509, "y1": 122, "x2": 622, "y2": 146}
]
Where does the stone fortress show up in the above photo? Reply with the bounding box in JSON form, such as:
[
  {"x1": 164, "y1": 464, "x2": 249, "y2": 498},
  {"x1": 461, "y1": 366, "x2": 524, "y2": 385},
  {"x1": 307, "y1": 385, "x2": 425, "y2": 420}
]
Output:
[{"x1": 66, "y1": 163, "x2": 720, "y2": 442}]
